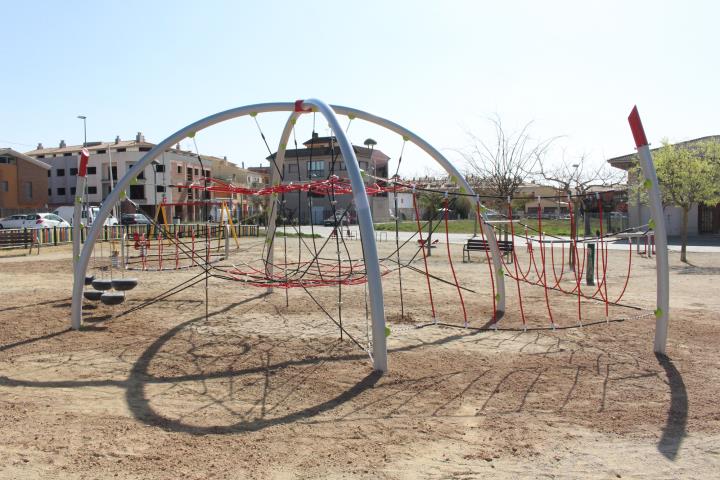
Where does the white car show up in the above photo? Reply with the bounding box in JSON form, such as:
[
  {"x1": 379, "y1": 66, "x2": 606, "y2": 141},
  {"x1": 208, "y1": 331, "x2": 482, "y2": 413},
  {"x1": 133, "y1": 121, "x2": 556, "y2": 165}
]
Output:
[
  {"x1": 53, "y1": 206, "x2": 119, "y2": 227},
  {"x1": 0, "y1": 214, "x2": 29, "y2": 229},
  {"x1": 24, "y1": 213, "x2": 71, "y2": 229}
]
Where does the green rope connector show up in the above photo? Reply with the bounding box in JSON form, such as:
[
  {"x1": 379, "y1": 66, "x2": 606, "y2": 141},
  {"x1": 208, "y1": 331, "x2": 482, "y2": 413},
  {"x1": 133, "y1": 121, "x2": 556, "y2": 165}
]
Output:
[
  {"x1": 384, "y1": 326, "x2": 391, "y2": 337},
  {"x1": 402, "y1": 136, "x2": 409, "y2": 142},
  {"x1": 291, "y1": 119, "x2": 297, "y2": 125},
  {"x1": 498, "y1": 267, "x2": 504, "y2": 276},
  {"x1": 459, "y1": 186, "x2": 467, "y2": 194},
  {"x1": 281, "y1": 143, "x2": 287, "y2": 150},
  {"x1": 360, "y1": 169, "x2": 367, "y2": 177},
  {"x1": 495, "y1": 293, "x2": 501, "y2": 302},
  {"x1": 130, "y1": 177, "x2": 138, "y2": 186},
  {"x1": 249, "y1": 112, "x2": 258, "y2": 117},
  {"x1": 654, "y1": 308, "x2": 663, "y2": 318},
  {"x1": 75, "y1": 196, "x2": 82, "y2": 204},
  {"x1": 643, "y1": 178, "x2": 652, "y2": 190},
  {"x1": 348, "y1": 113, "x2": 356, "y2": 120},
  {"x1": 450, "y1": 175, "x2": 458, "y2": 184},
  {"x1": 120, "y1": 190, "x2": 126, "y2": 199},
  {"x1": 187, "y1": 132, "x2": 196, "y2": 138},
  {"x1": 648, "y1": 218, "x2": 656, "y2": 229}
]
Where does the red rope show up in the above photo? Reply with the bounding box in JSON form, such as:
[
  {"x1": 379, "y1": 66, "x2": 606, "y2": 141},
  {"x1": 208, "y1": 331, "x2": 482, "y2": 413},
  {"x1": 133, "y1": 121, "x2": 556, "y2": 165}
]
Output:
[
  {"x1": 444, "y1": 196, "x2": 467, "y2": 326},
  {"x1": 537, "y1": 201, "x2": 554, "y2": 326},
  {"x1": 507, "y1": 200, "x2": 526, "y2": 325},
  {"x1": 568, "y1": 201, "x2": 582, "y2": 324},
  {"x1": 412, "y1": 191, "x2": 436, "y2": 320}
]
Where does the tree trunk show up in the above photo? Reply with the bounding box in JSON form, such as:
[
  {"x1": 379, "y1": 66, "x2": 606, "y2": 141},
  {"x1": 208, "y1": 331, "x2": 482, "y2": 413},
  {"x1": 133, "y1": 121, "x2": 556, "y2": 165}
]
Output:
[{"x1": 681, "y1": 206, "x2": 689, "y2": 263}]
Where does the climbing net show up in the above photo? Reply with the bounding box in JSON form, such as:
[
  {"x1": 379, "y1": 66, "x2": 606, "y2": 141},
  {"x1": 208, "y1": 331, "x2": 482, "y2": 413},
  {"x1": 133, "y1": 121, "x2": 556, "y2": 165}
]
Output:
[{"x1": 105, "y1": 108, "x2": 656, "y2": 359}]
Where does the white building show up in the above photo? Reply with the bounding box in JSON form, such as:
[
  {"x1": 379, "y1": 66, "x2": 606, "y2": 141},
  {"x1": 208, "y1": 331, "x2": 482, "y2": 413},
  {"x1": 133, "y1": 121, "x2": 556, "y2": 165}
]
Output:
[{"x1": 26, "y1": 133, "x2": 220, "y2": 222}]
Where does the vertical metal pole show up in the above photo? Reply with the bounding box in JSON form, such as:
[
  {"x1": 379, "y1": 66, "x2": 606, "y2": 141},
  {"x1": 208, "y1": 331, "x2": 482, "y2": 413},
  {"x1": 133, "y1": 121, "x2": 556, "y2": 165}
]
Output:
[
  {"x1": 628, "y1": 106, "x2": 670, "y2": 354},
  {"x1": 303, "y1": 99, "x2": 388, "y2": 372}
]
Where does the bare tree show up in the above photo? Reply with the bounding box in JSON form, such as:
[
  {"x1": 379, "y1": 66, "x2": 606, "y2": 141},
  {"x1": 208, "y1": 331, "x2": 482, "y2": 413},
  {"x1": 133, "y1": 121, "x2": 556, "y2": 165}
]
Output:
[
  {"x1": 536, "y1": 154, "x2": 625, "y2": 269},
  {"x1": 462, "y1": 115, "x2": 557, "y2": 208}
]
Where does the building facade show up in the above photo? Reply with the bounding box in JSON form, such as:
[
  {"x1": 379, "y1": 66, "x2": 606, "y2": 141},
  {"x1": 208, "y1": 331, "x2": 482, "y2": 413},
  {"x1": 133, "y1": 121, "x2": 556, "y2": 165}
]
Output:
[
  {"x1": 0, "y1": 148, "x2": 51, "y2": 215},
  {"x1": 607, "y1": 135, "x2": 720, "y2": 235},
  {"x1": 267, "y1": 134, "x2": 391, "y2": 224},
  {"x1": 26, "y1": 134, "x2": 220, "y2": 222}
]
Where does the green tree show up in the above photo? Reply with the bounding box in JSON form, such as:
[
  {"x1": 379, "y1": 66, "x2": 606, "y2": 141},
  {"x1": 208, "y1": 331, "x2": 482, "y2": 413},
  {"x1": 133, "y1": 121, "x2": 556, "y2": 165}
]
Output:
[{"x1": 636, "y1": 139, "x2": 720, "y2": 262}]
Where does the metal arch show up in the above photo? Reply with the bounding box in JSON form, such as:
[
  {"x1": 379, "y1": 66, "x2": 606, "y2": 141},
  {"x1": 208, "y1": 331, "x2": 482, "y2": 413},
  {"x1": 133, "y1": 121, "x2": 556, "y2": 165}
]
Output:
[{"x1": 71, "y1": 100, "x2": 508, "y2": 373}]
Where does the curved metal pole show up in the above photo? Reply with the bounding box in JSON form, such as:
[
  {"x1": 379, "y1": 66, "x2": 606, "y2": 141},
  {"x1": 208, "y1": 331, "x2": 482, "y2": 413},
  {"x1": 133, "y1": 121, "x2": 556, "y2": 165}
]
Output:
[
  {"x1": 266, "y1": 111, "x2": 301, "y2": 293},
  {"x1": 302, "y1": 98, "x2": 387, "y2": 371},
  {"x1": 328, "y1": 105, "x2": 506, "y2": 314},
  {"x1": 628, "y1": 106, "x2": 669, "y2": 354}
]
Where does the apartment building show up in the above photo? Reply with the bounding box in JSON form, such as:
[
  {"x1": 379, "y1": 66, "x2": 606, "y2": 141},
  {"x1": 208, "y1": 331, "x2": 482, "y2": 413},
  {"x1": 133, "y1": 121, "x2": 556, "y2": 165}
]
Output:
[
  {"x1": 266, "y1": 134, "x2": 390, "y2": 224},
  {"x1": 25, "y1": 133, "x2": 216, "y2": 222}
]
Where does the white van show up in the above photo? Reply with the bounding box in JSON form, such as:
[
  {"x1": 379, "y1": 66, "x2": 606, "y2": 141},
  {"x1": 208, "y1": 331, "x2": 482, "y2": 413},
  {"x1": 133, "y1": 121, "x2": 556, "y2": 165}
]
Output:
[{"x1": 53, "y1": 206, "x2": 119, "y2": 226}]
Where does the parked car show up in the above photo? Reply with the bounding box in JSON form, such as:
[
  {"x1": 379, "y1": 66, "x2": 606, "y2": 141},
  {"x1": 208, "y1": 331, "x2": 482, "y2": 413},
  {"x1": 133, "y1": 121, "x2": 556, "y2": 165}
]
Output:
[
  {"x1": 121, "y1": 213, "x2": 152, "y2": 225},
  {"x1": 53, "y1": 206, "x2": 119, "y2": 226},
  {"x1": 24, "y1": 213, "x2": 71, "y2": 229},
  {"x1": 323, "y1": 213, "x2": 346, "y2": 226},
  {"x1": 0, "y1": 214, "x2": 29, "y2": 229}
]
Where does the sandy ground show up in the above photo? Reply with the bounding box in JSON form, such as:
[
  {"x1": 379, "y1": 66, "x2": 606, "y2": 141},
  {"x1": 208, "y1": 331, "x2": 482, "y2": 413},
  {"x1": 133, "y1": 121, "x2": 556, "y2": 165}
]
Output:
[{"x1": 0, "y1": 234, "x2": 719, "y2": 479}]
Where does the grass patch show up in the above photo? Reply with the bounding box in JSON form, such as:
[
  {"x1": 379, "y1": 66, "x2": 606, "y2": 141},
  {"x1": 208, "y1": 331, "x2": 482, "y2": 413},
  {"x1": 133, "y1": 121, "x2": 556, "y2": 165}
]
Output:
[{"x1": 374, "y1": 218, "x2": 608, "y2": 237}]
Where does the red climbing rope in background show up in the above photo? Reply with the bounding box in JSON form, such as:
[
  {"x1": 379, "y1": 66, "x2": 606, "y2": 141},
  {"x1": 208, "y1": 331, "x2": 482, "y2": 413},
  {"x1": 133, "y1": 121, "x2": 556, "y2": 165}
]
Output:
[
  {"x1": 444, "y1": 195, "x2": 467, "y2": 326},
  {"x1": 413, "y1": 191, "x2": 436, "y2": 321}
]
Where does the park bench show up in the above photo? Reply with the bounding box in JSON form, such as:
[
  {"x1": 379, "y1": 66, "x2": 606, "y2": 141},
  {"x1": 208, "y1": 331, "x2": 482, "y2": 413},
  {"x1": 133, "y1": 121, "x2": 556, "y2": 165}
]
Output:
[{"x1": 463, "y1": 237, "x2": 514, "y2": 263}]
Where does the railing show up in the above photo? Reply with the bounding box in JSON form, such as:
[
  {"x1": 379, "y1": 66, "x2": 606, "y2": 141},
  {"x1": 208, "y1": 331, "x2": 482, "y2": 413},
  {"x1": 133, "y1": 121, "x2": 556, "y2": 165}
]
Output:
[{"x1": 0, "y1": 223, "x2": 259, "y2": 250}]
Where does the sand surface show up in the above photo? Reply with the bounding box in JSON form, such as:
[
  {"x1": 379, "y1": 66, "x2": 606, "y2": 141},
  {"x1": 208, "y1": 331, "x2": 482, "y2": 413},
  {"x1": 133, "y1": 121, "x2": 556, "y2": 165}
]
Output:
[{"x1": 1, "y1": 236, "x2": 719, "y2": 479}]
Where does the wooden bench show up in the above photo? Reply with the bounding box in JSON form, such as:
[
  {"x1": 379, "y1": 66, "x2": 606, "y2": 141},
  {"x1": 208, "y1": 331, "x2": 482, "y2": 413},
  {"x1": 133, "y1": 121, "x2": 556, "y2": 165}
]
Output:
[
  {"x1": 463, "y1": 237, "x2": 514, "y2": 263},
  {"x1": 0, "y1": 228, "x2": 39, "y2": 253}
]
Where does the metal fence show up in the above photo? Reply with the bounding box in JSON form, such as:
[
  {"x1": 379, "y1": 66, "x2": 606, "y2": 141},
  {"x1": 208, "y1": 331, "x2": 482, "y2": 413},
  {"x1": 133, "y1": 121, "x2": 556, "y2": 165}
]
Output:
[{"x1": 0, "y1": 223, "x2": 259, "y2": 250}]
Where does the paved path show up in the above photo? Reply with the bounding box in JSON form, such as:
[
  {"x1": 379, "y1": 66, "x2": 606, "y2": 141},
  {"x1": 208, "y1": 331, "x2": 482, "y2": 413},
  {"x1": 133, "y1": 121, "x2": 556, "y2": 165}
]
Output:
[{"x1": 283, "y1": 225, "x2": 720, "y2": 253}]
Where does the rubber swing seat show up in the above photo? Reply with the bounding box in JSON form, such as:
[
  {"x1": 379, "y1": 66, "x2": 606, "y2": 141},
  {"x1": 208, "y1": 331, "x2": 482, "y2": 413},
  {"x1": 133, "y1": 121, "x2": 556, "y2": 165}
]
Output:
[
  {"x1": 91, "y1": 279, "x2": 113, "y2": 291},
  {"x1": 83, "y1": 290, "x2": 104, "y2": 301},
  {"x1": 100, "y1": 293, "x2": 125, "y2": 306},
  {"x1": 111, "y1": 278, "x2": 138, "y2": 291},
  {"x1": 84, "y1": 275, "x2": 95, "y2": 285}
]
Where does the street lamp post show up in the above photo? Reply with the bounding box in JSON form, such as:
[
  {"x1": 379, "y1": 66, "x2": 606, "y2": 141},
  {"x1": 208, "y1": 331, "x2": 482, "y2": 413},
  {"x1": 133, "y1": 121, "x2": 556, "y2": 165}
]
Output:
[{"x1": 77, "y1": 116, "x2": 87, "y2": 147}]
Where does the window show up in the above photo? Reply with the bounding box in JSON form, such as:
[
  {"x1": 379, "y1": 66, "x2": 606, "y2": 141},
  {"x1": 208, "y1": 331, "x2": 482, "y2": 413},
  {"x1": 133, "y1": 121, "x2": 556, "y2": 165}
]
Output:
[
  {"x1": 0, "y1": 180, "x2": 8, "y2": 192},
  {"x1": 87, "y1": 166, "x2": 97, "y2": 175},
  {"x1": 57, "y1": 187, "x2": 66, "y2": 195},
  {"x1": 204, "y1": 170, "x2": 210, "y2": 177},
  {"x1": 139, "y1": 147, "x2": 151, "y2": 152},
  {"x1": 116, "y1": 148, "x2": 126, "y2": 152},
  {"x1": 129, "y1": 185, "x2": 145, "y2": 199},
  {"x1": 0, "y1": 156, "x2": 15, "y2": 164},
  {"x1": 194, "y1": 168, "x2": 199, "y2": 176},
  {"x1": 154, "y1": 164, "x2": 165, "y2": 173},
  {"x1": 63, "y1": 152, "x2": 72, "y2": 157},
  {"x1": 48, "y1": 188, "x2": 52, "y2": 196},
  {"x1": 38, "y1": 155, "x2": 45, "y2": 159},
  {"x1": 70, "y1": 167, "x2": 78, "y2": 176},
  {"x1": 23, "y1": 182, "x2": 32, "y2": 198},
  {"x1": 288, "y1": 164, "x2": 298, "y2": 173},
  {"x1": 57, "y1": 168, "x2": 65, "y2": 177},
  {"x1": 96, "y1": 149, "x2": 106, "y2": 154},
  {"x1": 156, "y1": 185, "x2": 166, "y2": 193},
  {"x1": 359, "y1": 161, "x2": 368, "y2": 170},
  {"x1": 307, "y1": 160, "x2": 324, "y2": 177},
  {"x1": 138, "y1": 169, "x2": 145, "y2": 180},
  {"x1": 48, "y1": 170, "x2": 51, "y2": 177},
  {"x1": 88, "y1": 186, "x2": 97, "y2": 194},
  {"x1": 70, "y1": 187, "x2": 76, "y2": 195},
  {"x1": 177, "y1": 164, "x2": 182, "y2": 174}
]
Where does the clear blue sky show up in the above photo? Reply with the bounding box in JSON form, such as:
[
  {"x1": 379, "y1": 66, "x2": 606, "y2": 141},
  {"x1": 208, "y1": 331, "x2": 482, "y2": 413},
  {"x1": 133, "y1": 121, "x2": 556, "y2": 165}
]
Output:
[{"x1": 1, "y1": 0, "x2": 717, "y2": 177}]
